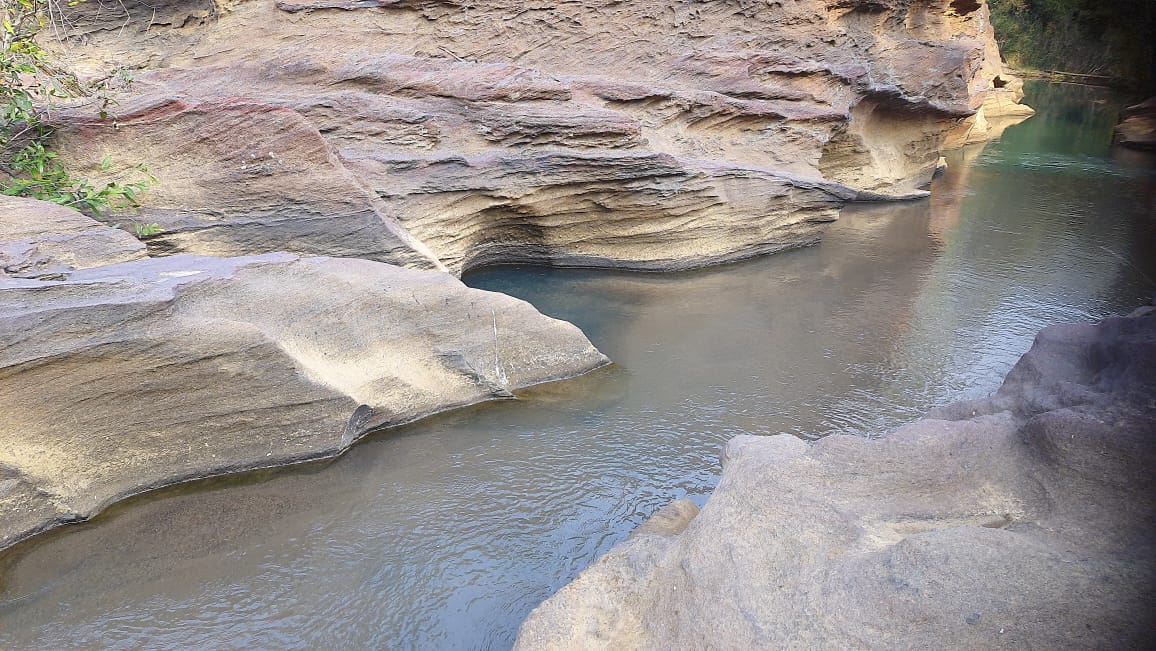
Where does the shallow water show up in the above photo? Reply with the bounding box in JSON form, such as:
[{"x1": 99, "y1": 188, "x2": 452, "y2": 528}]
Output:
[{"x1": 1, "y1": 83, "x2": 1153, "y2": 650}]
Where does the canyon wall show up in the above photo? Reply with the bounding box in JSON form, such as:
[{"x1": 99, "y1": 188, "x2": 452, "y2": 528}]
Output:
[{"x1": 48, "y1": 0, "x2": 1031, "y2": 274}]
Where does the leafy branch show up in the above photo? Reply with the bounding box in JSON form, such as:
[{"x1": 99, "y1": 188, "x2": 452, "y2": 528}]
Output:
[{"x1": 1, "y1": 0, "x2": 158, "y2": 232}]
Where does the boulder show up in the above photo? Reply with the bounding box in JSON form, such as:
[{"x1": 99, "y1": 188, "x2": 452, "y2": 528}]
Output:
[
  {"x1": 516, "y1": 305, "x2": 1156, "y2": 649},
  {"x1": 1114, "y1": 97, "x2": 1156, "y2": 151},
  {"x1": 0, "y1": 252, "x2": 609, "y2": 551},
  {"x1": 44, "y1": 0, "x2": 1031, "y2": 274},
  {"x1": 0, "y1": 196, "x2": 146, "y2": 278}
]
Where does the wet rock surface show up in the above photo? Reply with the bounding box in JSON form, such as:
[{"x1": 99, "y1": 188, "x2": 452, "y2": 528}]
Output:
[
  {"x1": 0, "y1": 250, "x2": 609, "y2": 551},
  {"x1": 46, "y1": 0, "x2": 1030, "y2": 274},
  {"x1": 516, "y1": 305, "x2": 1156, "y2": 649}
]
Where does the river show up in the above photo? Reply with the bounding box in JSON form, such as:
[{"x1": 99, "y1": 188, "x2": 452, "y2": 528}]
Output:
[{"x1": 1, "y1": 82, "x2": 1153, "y2": 649}]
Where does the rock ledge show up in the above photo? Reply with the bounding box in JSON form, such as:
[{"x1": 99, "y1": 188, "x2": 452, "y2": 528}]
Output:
[
  {"x1": 0, "y1": 244, "x2": 609, "y2": 551},
  {"x1": 516, "y1": 304, "x2": 1156, "y2": 649}
]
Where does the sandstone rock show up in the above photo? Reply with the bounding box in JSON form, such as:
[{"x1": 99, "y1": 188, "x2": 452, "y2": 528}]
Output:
[
  {"x1": 42, "y1": 0, "x2": 1031, "y2": 274},
  {"x1": 0, "y1": 252, "x2": 609, "y2": 551},
  {"x1": 51, "y1": 96, "x2": 444, "y2": 270},
  {"x1": 0, "y1": 196, "x2": 146, "y2": 278},
  {"x1": 58, "y1": 0, "x2": 217, "y2": 37},
  {"x1": 1114, "y1": 97, "x2": 1156, "y2": 151},
  {"x1": 944, "y1": 72, "x2": 1036, "y2": 148},
  {"x1": 516, "y1": 307, "x2": 1156, "y2": 649},
  {"x1": 346, "y1": 150, "x2": 852, "y2": 273}
]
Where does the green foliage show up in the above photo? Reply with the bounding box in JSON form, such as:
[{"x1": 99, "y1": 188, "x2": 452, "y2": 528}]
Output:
[
  {"x1": 1, "y1": 0, "x2": 158, "y2": 232},
  {"x1": 989, "y1": 0, "x2": 1156, "y2": 90},
  {"x1": 132, "y1": 222, "x2": 162, "y2": 238}
]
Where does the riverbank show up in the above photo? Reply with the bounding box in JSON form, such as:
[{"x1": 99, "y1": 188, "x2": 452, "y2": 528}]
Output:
[
  {"x1": 1, "y1": 0, "x2": 1035, "y2": 554},
  {"x1": 1, "y1": 79, "x2": 1153, "y2": 643},
  {"x1": 516, "y1": 301, "x2": 1156, "y2": 649},
  {"x1": 0, "y1": 194, "x2": 609, "y2": 551}
]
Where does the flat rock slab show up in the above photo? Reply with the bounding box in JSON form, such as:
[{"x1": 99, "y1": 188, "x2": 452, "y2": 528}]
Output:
[
  {"x1": 0, "y1": 196, "x2": 145, "y2": 279},
  {"x1": 516, "y1": 307, "x2": 1156, "y2": 649},
  {"x1": 0, "y1": 252, "x2": 609, "y2": 551}
]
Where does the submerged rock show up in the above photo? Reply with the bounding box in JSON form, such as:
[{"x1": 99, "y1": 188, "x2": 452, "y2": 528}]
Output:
[
  {"x1": 516, "y1": 305, "x2": 1156, "y2": 649},
  {"x1": 0, "y1": 251, "x2": 609, "y2": 551},
  {"x1": 46, "y1": 0, "x2": 1031, "y2": 274}
]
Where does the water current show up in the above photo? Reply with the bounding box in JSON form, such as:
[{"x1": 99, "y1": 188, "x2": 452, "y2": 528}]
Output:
[{"x1": 1, "y1": 82, "x2": 1153, "y2": 649}]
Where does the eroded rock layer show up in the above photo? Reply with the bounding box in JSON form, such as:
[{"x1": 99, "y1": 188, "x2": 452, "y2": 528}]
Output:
[
  {"x1": 47, "y1": 0, "x2": 1030, "y2": 273},
  {"x1": 0, "y1": 196, "x2": 146, "y2": 278},
  {"x1": 515, "y1": 305, "x2": 1156, "y2": 649},
  {"x1": 0, "y1": 234, "x2": 608, "y2": 551}
]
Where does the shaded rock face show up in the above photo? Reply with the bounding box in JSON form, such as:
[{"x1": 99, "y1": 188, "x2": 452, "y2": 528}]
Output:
[
  {"x1": 0, "y1": 251, "x2": 609, "y2": 551},
  {"x1": 47, "y1": 0, "x2": 1029, "y2": 274},
  {"x1": 515, "y1": 306, "x2": 1156, "y2": 649},
  {"x1": 1114, "y1": 97, "x2": 1156, "y2": 151},
  {"x1": 0, "y1": 196, "x2": 146, "y2": 278}
]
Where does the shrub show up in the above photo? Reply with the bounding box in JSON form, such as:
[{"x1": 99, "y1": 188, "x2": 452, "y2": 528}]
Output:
[{"x1": 1, "y1": 0, "x2": 156, "y2": 226}]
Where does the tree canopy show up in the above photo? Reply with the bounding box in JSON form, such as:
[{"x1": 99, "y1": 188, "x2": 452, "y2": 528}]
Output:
[{"x1": 989, "y1": 0, "x2": 1156, "y2": 91}]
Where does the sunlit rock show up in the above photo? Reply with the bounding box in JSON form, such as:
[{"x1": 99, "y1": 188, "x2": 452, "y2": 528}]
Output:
[
  {"x1": 46, "y1": 0, "x2": 1030, "y2": 273},
  {"x1": 0, "y1": 251, "x2": 608, "y2": 550},
  {"x1": 0, "y1": 196, "x2": 146, "y2": 279}
]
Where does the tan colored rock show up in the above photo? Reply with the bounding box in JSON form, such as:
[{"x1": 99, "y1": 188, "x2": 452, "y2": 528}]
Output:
[
  {"x1": 0, "y1": 195, "x2": 146, "y2": 278},
  {"x1": 43, "y1": 0, "x2": 1031, "y2": 274},
  {"x1": 53, "y1": 96, "x2": 444, "y2": 270},
  {"x1": 346, "y1": 150, "x2": 852, "y2": 273},
  {"x1": 0, "y1": 252, "x2": 609, "y2": 551},
  {"x1": 939, "y1": 1, "x2": 1036, "y2": 149},
  {"x1": 1114, "y1": 97, "x2": 1156, "y2": 151},
  {"x1": 516, "y1": 308, "x2": 1156, "y2": 649}
]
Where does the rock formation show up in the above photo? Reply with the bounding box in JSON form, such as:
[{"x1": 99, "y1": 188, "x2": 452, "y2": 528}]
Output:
[
  {"x1": 1115, "y1": 97, "x2": 1156, "y2": 151},
  {"x1": 1, "y1": 0, "x2": 1036, "y2": 554},
  {"x1": 515, "y1": 304, "x2": 1156, "y2": 649},
  {"x1": 43, "y1": 0, "x2": 1031, "y2": 274},
  {"x1": 0, "y1": 196, "x2": 146, "y2": 278},
  {"x1": 0, "y1": 199, "x2": 609, "y2": 551}
]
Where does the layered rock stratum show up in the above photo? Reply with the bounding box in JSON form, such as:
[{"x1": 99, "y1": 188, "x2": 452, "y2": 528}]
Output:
[
  {"x1": 47, "y1": 0, "x2": 1031, "y2": 274},
  {"x1": 2, "y1": 0, "x2": 1035, "y2": 553},
  {"x1": 0, "y1": 198, "x2": 608, "y2": 551},
  {"x1": 515, "y1": 304, "x2": 1156, "y2": 649}
]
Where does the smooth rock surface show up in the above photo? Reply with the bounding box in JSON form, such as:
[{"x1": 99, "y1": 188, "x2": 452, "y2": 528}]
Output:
[
  {"x1": 516, "y1": 306, "x2": 1156, "y2": 649},
  {"x1": 0, "y1": 196, "x2": 146, "y2": 279},
  {"x1": 0, "y1": 252, "x2": 609, "y2": 551},
  {"x1": 44, "y1": 0, "x2": 1031, "y2": 274}
]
